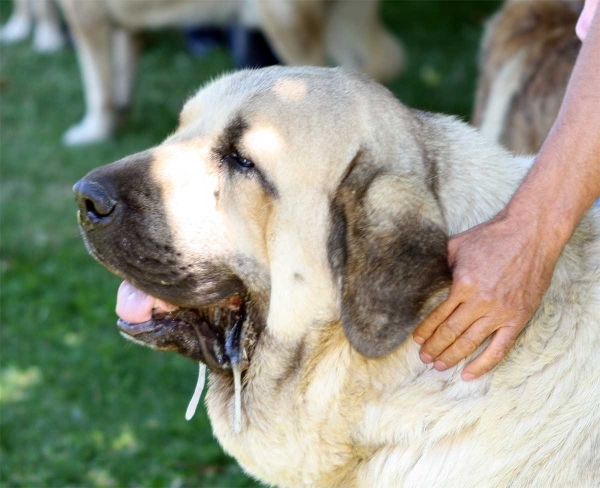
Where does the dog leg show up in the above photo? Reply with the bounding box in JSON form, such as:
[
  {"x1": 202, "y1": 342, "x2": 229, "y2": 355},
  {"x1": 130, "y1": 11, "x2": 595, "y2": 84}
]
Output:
[
  {"x1": 61, "y1": 3, "x2": 114, "y2": 146},
  {"x1": 112, "y1": 28, "x2": 139, "y2": 115},
  {"x1": 0, "y1": 0, "x2": 32, "y2": 44},
  {"x1": 254, "y1": 0, "x2": 327, "y2": 66},
  {"x1": 32, "y1": 0, "x2": 65, "y2": 53},
  {"x1": 477, "y1": 52, "x2": 526, "y2": 145},
  {"x1": 325, "y1": 0, "x2": 404, "y2": 83}
]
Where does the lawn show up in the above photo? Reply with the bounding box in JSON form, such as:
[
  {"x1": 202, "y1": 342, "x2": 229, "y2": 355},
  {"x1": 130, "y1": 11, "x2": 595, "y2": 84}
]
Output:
[{"x1": 0, "y1": 1, "x2": 499, "y2": 486}]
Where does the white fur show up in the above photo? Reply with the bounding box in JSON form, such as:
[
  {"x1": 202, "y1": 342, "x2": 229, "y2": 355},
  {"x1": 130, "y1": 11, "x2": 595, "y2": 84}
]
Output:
[
  {"x1": 0, "y1": 0, "x2": 31, "y2": 44},
  {"x1": 1, "y1": 0, "x2": 64, "y2": 52}
]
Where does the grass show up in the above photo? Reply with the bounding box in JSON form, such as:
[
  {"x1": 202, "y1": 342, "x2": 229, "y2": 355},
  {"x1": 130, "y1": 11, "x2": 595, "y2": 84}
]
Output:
[{"x1": 0, "y1": 1, "x2": 499, "y2": 486}]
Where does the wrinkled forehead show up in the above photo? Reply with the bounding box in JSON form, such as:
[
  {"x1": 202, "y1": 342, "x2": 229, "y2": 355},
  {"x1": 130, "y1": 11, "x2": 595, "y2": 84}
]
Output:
[{"x1": 169, "y1": 67, "x2": 366, "y2": 187}]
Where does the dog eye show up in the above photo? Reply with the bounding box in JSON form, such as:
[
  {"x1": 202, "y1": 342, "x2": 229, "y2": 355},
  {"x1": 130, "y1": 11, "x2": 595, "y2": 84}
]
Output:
[{"x1": 222, "y1": 153, "x2": 254, "y2": 170}]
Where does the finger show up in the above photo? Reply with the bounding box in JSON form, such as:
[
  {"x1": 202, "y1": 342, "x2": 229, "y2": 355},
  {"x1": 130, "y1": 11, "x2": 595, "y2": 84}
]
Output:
[
  {"x1": 413, "y1": 294, "x2": 461, "y2": 345},
  {"x1": 434, "y1": 317, "x2": 496, "y2": 370},
  {"x1": 419, "y1": 303, "x2": 483, "y2": 363},
  {"x1": 462, "y1": 326, "x2": 517, "y2": 380}
]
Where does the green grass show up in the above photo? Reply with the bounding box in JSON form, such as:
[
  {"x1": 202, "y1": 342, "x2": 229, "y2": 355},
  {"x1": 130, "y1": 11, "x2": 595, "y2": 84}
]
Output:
[{"x1": 0, "y1": 1, "x2": 499, "y2": 486}]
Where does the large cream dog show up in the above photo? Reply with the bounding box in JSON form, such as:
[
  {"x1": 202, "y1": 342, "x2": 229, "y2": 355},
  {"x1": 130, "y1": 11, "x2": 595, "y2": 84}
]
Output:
[
  {"x1": 59, "y1": 0, "x2": 402, "y2": 146},
  {"x1": 73, "y1": 67, "x2": 600, "y2": 487},
  {"x1": 473, "y1": 0, "x2": 582, "y2": 153}
]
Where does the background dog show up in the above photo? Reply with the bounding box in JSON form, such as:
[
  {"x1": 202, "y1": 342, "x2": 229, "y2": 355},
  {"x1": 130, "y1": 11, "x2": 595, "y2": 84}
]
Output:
[
  {"x1": 74, "y1": 67, "x2": 600, "y2": 487},
  {"x1": 0, "y1": 0, "x2": 64, "y2": 52},
  {"x1": 473, "y1": 0, "x2": 583, "y2": 153},
  {"x1": 58, "y1": 0, "x2": 403, "y2": 146}
]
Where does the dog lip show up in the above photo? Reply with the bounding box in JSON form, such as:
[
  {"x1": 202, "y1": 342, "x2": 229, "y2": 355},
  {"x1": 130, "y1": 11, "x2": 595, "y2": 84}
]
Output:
[
  {"x1": 117, "y1": 318, "x2": 164, "y2": 336},
  {"x1": 114, "y1": 295, "x2": 259, "y2": 372}
]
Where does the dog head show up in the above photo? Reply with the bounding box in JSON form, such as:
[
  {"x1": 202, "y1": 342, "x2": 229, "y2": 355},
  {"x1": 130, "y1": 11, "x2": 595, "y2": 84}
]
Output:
[{"x1": 74, "y1": 67, "x2": 450, "y2": 372}]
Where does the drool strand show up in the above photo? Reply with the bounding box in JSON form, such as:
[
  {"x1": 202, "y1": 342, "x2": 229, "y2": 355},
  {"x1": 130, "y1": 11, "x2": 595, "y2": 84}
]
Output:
[
  {"x1": 185, "y1": 362, "x2": 207, "y2": 421},
  {"x1": 232, "y1": 362, "x2": 242, "y2": 434}
]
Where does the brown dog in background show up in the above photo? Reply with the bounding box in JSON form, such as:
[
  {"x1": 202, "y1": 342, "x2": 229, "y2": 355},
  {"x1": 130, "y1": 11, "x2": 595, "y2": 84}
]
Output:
[
  {"x1": 58, "y1": 0, "x2": 403, "y2": 146},
  {"x1": 473, "y1": 0, "x2": 583, "y2": 154}
]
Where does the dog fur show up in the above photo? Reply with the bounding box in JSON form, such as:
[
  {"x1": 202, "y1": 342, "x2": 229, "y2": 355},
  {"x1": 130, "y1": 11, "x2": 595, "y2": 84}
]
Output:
[
  {"x1": 58, "y1": 0, "x2": 403, "y2": 146},
  {"x1": 76, "y1": 67, "x2": 600, "y2": 487},
  {"x1": 473, "y1": 0, "x2": 583, "y2": 153},
  {"x1": 0, "y1": 0, "x2": 65, "y2": 52}
]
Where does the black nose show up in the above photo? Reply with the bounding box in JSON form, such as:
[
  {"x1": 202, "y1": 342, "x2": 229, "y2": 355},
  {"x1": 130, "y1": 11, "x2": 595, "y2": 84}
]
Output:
[{"x1": 73, "y1": 178, "x2": 118, "y2": 227}]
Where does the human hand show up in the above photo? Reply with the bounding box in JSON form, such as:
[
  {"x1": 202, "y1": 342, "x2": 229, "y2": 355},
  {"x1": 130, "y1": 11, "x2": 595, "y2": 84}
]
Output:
[{"x1": 412, "y1": 211, "x2": 561, "y2": 380}]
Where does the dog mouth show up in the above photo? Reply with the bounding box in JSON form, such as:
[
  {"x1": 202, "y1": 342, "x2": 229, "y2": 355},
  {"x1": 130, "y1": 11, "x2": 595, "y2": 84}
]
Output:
[
  {"x1": 115, "y1": 281, "x2": 259, "y2": 373},
  {"x1": 115, "y1": 281, "x2": 258, "y2": 431}
]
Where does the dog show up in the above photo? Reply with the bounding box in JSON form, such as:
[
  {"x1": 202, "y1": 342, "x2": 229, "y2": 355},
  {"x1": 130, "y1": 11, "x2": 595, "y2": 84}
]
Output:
[
  {"x1": 473, "y1": 0, "x2": 582, "y2": 153},
  {"x1": 0, "y1": 0, "x2": 65, "y2": 52},
  {"x1": 73, "y1": 67, "x2": 600, "y2": 487},
  {"x1": 58, "y1": 0, "x2": 403, "y2": 146}
]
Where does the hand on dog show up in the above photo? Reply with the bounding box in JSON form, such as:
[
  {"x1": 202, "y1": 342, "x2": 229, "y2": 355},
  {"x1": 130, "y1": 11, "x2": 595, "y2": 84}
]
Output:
[
  {"x1": 415, "y1": 3, "x2": 600, "y2": 379},
  {"x1": 412, "y1": 212, "x2": 560, "y2": 381}
]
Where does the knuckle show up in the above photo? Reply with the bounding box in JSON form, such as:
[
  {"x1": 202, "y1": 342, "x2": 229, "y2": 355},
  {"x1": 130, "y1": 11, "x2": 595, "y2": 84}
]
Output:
[
  {"x1": 460, "y1": 337, "x2": 480, "y2": 352},
  {"x1": 439, "y1": 324, "x2": 458, "y2": 343},
  {"x1": 472, "y1": 367, "x2": 488, "y2": 377},
  {"x1": 446, "y1": 318, "x2": 465, "y2": 333},
  {"x1": 412, "y1": 329, "x2": 425, "y2": 341},
  {"x1": 445, "y1": 346, "x2": 465, "y2": 362},
  {"x1": 416, "y1": 321, "x2": 436, "y2": 337},
  {"x1": 477, "y1": 292, "x2": 495, "y2": 307},
  {"x1": 440, "y1": 356, "x2": 458, "y2": 367},
  {"x1": 489, "y1": 347, "x2": 508, "y2": 360},
  {"x1": 456, "y1": 275, "x2": 475, "y2": 293},
  {"x1": 413, "y1": 331, "x2": 429, "y2": 343},
  {"x1": 506, "y1": 319, "x2": 526, "y2": 331}
]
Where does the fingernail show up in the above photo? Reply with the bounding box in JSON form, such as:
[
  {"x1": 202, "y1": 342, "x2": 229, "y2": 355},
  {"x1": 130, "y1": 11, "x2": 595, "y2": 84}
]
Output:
[
  {"x1": 413, "y1": 335, "x2": 425, "y2": 344},
  {"x1": 420, "y1": 353, "x2": 433, "y2": 363},
  {"x1": 434, "y1": 360, "x2": 447, "y2": 371},
  {"x1": 462, "y1": 373, "x2": 475, "y2": 381}
]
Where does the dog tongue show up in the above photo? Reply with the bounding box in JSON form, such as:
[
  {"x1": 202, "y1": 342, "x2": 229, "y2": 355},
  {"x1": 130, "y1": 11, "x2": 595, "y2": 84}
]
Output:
[{"x1": 116, "y1": 281, "x2": 177, "y2": 324}]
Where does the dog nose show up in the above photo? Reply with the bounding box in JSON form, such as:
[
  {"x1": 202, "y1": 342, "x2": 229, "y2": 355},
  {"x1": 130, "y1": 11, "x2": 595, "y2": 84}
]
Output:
[{"x1": 73, "y1": 178, "x2": 117, "y2": 226}]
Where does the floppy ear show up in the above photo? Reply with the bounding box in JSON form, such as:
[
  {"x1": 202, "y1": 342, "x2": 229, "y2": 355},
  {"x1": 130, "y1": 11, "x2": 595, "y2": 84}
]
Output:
[{"x1": 328, "y1": 160, "x2": 451, "y2": 358}]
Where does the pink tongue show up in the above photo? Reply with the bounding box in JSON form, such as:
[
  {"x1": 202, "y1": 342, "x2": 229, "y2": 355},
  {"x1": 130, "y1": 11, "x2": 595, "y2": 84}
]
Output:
[{"x1": 116, "y1": 281, "x2": 177, "y2": 324}]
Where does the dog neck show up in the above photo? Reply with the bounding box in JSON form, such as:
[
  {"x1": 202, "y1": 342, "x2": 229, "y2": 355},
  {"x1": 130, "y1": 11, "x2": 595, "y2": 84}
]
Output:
[{"x1": 416, "y1": 111, "x2": 535, "y2": 237}]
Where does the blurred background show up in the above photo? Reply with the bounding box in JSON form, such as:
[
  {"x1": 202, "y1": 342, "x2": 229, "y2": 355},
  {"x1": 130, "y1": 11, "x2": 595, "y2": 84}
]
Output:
[{"x1": 1, "y1": 1, "x2": 500, "y2": 486}]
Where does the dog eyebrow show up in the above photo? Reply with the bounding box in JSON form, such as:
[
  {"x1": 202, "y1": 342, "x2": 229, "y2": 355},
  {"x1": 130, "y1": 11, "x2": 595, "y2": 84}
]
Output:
[
  {"x1": 214, "y1": 114, "x2": 279, "y2": 198},
  {"x1": 214, "y1": 114, "x2": 249, "y2": 156}
]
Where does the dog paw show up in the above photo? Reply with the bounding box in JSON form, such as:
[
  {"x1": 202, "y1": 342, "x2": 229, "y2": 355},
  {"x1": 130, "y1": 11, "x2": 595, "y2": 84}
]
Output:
[
  {"x1": 0, "y1": 16, "x2": 31, "y2": 44},
  {"x1": 62, "y1": 116, "x2": 114, "y2": 146},
  {"x1": 33, "y1": 23, "x2": 65, "y2": 53}
]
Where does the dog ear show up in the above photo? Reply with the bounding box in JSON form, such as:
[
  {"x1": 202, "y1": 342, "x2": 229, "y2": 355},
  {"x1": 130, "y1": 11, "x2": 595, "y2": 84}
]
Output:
[{"x1": 328, "y1": 160, "x2": 451, "y2": 358}]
